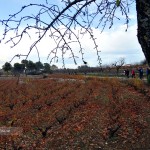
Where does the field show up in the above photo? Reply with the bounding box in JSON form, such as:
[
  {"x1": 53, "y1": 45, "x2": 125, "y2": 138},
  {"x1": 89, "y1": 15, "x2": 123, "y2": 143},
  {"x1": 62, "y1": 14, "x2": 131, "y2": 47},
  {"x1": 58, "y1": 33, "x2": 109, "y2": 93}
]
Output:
[{"x1": 0, "y1": 74, "x2": 150, "y2": 150}]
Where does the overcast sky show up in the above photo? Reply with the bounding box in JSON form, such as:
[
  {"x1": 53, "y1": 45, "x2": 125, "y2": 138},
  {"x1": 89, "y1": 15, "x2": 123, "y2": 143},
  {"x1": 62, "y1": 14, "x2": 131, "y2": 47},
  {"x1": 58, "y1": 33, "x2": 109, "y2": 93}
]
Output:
[{"x1": 0, "y1": 0, "x2": 145, "y2": 69}]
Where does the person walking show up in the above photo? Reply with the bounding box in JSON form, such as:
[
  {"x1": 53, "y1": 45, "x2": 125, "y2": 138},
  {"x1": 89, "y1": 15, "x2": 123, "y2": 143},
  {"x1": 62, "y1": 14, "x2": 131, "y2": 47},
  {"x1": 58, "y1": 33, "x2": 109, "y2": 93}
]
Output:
[
  {"x1": 131, "y1": 69, "x2": 135, "y2": 78},
  {"x1": 146, "y1": 67, "x2": 150, "y2": 79},
  {"x1": 138, "y1": 67, "x2": 143, "y2": 79},
  {"x1": 126, "y1": 69, "x2": 129, "y2": 78}
]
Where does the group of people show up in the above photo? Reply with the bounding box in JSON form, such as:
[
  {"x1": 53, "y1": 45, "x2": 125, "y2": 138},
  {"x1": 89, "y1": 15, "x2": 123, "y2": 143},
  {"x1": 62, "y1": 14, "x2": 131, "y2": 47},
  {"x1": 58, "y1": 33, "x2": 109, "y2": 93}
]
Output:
[{"x1": 124, "y1": 67, "x2": 150, "y2": 79}]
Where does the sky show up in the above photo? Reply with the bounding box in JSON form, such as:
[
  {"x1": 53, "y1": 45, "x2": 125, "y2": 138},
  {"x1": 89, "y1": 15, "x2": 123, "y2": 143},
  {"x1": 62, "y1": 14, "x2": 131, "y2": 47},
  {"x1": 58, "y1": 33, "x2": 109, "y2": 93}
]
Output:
[{"x1": 0, "y1": 0, "x2": 145, "y2": 69}]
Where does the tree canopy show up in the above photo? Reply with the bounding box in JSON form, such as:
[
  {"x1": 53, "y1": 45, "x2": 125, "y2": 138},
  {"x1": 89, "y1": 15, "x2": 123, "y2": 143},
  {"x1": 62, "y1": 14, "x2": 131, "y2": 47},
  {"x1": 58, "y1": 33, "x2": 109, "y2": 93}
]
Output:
[{"x1": 2, "y1": 62, "x2": 12, "y2": 73}]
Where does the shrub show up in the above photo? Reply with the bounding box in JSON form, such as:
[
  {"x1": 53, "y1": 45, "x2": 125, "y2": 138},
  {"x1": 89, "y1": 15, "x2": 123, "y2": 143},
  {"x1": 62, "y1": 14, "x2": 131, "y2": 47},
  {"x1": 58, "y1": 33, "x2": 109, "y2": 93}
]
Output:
[{"x1": 129, "y1": 78, "x2": 144, "y2": 90}]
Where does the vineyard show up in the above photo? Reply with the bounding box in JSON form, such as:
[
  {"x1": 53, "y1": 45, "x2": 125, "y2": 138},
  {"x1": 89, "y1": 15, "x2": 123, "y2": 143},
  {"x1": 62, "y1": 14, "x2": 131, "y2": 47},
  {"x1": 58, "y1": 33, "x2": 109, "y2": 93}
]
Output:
[{"x1": 0, "y1": 74, "x2": 150, "y2": 149}]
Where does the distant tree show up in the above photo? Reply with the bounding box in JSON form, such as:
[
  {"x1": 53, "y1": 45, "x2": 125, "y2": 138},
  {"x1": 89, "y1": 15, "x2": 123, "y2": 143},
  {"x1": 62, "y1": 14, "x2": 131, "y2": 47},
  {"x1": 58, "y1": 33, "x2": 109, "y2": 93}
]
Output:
[
  {"x1": 35, "y1": 61, "x2": 44, "y2": 71},
  {"x1": 26, "y1": 60, "x2": 36, "y2": 71},
  {"x1": 2, "y1": 62, "x2": 12, "y2": 74},
  {"x1": 44, "y1": 63, "x2": 52, "y2": 73},
  {"x1": 21, "y1": 60, "x2": 28, "y2": 67},
  {"x1": 112, "y1": 58, "x2": 125, "y2": 76},
  {"x1": 21, "y1": 60, "x2": 29, "y2": 75},
  {"x1": 13, "y1": 63, "x2": 25, "y2": 74}
]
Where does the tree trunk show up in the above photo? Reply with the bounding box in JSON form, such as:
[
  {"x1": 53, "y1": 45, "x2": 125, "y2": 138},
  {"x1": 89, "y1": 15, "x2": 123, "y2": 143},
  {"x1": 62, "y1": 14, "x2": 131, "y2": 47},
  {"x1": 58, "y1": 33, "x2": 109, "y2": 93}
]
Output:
[{"x1": 136, "y1": 0, "x2": 150, "y2": 66}]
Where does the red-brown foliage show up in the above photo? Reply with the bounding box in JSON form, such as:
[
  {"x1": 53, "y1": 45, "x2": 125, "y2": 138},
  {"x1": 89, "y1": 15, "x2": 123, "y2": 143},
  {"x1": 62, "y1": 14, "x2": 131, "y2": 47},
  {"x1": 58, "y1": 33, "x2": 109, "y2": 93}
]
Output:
[{"x1": 0, "y1": 76, "x2": 149, "y2": 149}]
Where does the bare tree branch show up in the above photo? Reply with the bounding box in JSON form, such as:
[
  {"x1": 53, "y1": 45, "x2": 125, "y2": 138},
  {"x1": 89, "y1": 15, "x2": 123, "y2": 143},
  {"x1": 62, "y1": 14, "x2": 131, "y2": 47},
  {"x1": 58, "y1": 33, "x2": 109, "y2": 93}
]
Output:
[{"x1": 0, "y1": 0, "x2": 133, "y2": 67}]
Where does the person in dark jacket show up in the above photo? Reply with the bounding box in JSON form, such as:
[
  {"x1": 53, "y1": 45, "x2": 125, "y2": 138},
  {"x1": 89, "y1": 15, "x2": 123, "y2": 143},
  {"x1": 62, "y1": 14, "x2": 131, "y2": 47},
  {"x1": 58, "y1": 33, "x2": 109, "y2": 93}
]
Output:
[
  {"x1": 146, "y1": 67, "x2": 150, "y2": 79},
  {"x1": 138, "y1": 67, "x2": 143, "y2": 79},
  {"x1": 126, "y1": 69, "x2": 129, "y2": 78}
]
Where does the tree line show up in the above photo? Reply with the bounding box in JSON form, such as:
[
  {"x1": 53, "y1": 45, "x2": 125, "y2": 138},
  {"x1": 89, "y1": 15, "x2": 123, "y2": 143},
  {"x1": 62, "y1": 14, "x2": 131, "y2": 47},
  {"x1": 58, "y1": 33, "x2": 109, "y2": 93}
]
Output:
[
  {"x1": 2, "y1": 60, "x2": 58, "y2": 75},
  {"x1": 1, "y1": 57, "x2": 147, "y2": 77}
]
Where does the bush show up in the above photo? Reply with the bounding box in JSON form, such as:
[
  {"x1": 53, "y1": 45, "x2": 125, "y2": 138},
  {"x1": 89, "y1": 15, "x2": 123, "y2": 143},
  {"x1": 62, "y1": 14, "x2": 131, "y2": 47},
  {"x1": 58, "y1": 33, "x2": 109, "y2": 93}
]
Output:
[{"x1": 128, "y1": 78, "x2": 144, "y2": 90}]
